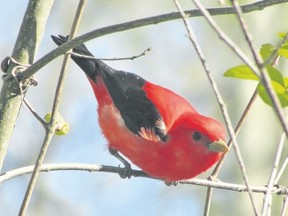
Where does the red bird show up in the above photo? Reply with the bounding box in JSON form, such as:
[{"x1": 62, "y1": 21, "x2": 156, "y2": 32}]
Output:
[{"x1": 52, "y1": 35, "x2": 228, "y2": 182}]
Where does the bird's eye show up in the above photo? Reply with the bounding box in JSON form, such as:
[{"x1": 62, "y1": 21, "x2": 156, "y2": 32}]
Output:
[{"x1": 192, "y1": 131, "x2": 202, "y2": 141}]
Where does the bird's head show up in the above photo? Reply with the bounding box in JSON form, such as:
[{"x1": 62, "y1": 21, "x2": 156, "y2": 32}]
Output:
[
  {"x1": 169, "y1": 112, "x2": 227, "y2": 152},
  {"x1": 164, "y1": 112, "x2": 228, "y2": 180}
]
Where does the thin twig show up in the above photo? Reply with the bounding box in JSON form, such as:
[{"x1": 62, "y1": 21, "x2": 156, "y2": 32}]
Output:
[
  {"x1": 229, "y1": 2, "x2": 288, "y2": 215},
  {"x1": 1, "y1": 163, "x2": 288, "y2": 195},
  {"x1": 230, "y1": 0, "x2": 261, "y2": 66},
  {"x1": 261, "y1": 132, "x2": 286, "y2": 215},
  {"x1": 230, "y1": 0, "x2": 288, "y2": 143},
  {"x1": 204, "y1": 88, "x2": 258, "y2": 215},
  {"x1": 8, "y1": 0, "x2": 288, "y2": 214},
  {"x1": 263, "y1": 33, "x2": 288, "y2": 67},
  {"x1": 203, "y1": 186, "x2": 213, "y2": 216},
  {"x1": 174, "y1": 0, "x2": 259, "y2": 215},
  {"x1": 212, "y1": 89, "x2": 258, "y2": 176},
  {"x1": 18, "y1": 1, "x2": 87, "y2": 215},
  {"x1": 191, "y1": 0, "x2": 261, "y2": 77},
  {"x1": 67, "y1": 47, "x2": 152, "y2": 61},
  {"x1": 0, "y1": 163, "x2": 149, "y2": 183},
  {"x1": 18, "y1": 0, "x2": 288, "y2": 82},
  {"x1": 23, "y1": 99, "x2": 47, "y2": 128},
  {"x1": 280, "y1": 195, "x2": 288, "y2": 216},
  {"x1": 275, "y1": 155, "x2": 288, "y2": 184},
  {"x1": 260, "y1": 71, "x2": 288, "y2": 136}
]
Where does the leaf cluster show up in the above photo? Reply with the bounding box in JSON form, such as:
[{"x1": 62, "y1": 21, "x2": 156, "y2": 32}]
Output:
[{"x1": 224, "y1": 33, "x2": 288, "y2": 107}]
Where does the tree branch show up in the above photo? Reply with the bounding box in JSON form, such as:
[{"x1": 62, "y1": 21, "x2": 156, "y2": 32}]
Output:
[
  {"x1": 1, "y1": 163, "x2": 287, "y2": 195},
  {"x1": 262, "y1": 132, "x2": 286, "y2": 215},
  {"x1": 18, "y1": 1, "x2": 86, "y2": 215},
  {"x1": 0, "y1": 0, "x2": 54, "y2": 171},
  {"x1": 174, "y1": 0, "x2": 260, "y2": 215},
  {"x1": 18, "y1": 0, "x2": 288, "y2": 82}
]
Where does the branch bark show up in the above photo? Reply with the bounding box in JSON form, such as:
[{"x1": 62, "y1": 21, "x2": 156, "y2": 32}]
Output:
[
  {"x1": 0, "y1": 0, "x2": 54, "y2": 171},
  {"x1": 1, "y1": 163, "x2": 287, "y2": 195},
  {"x1": 19, "y1": 0, "x2": 288, "y2": 82},
  {"x1": 1, "y1": 0, "x2": 287, "y2": 173},
  {"x1": 18, "y1": 1, "x2": 86, "y2": 215}
]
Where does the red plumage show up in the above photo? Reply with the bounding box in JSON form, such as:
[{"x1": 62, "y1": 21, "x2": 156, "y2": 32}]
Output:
[{"x1": 52, "y1": 35, "x2": 228, "y2": 182}]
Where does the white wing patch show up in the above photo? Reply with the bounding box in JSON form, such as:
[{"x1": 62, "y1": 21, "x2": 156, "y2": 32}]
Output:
[
  {"x1": 155, "y1": 117, "x2": 166, "y2": 134},
  {"x1": 139, "y1": 127, "x2": 161, "y2": 143},
  {"x1": 138, "y1": 117, "x2": 167, "y2": 143}
]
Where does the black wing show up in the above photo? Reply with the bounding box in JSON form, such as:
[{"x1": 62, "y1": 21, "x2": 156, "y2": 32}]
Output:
[
  {"x1": 51, "y1": 35, "x2": 167, "y2": 142},
  {"x1": 101, "y1": 69, "x2": 167, "y2": 142}
]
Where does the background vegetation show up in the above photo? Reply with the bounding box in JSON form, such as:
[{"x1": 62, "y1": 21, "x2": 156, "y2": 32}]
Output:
[{"x1": 1, "y1": 0, "x2": 288, "y2": 215}]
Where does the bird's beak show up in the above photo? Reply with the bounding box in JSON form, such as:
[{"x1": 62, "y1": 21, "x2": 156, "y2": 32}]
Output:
[{"x1": 208, "y1": 139, "x2": 229, "y2": 153}]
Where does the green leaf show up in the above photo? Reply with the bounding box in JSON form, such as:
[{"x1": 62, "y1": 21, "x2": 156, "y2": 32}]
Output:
[
  {"x1": 257, "y1": 68, "x2": 288, "y2": 108},
  {"x1": 277, "y1": 32, "x2": 288, "y2": 39},
  {"x1": 257, "y1": 66, "x2": 288, "y2": 107},
  {"x1": 277, "y1": 32, "x2": 288, "y2": 58},
  {"x1": 257, "y1": 81, "x2": 288, "y2": 107},
  {"x1": 257, "y1": 65, "x2": 288, "y2": 107},
  {"x1": 266, "y1": 65, "x2": 284, "y2": 87},
  {"x1": 284, "y1": 77, "x2": 288, "y2": 87},
  {"x1": 260, "y1": 43, "x2": 274, "y2": 61},
  {"x1": 224, "y1": 65, "x2": 259, "y2": 81},
  {"x1": 278, "y1": 44, "x2": 288, "y2": 58},
  {"x1": 224, "y1": 34, "x2": 288, "y2": 108}
]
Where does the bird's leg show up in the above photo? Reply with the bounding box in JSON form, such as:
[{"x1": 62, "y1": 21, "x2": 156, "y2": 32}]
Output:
[
  {"x1": 164, "y1": 181, "x2": 178, "y2": 186},
  {"x1": 108, "y1": 147, "x2": 132, "y2": 179}
]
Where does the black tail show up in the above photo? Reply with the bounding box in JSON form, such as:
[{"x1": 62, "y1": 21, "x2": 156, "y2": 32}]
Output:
[{"x1": 51, "y1": 35, "x2": 114, "y2": 81}]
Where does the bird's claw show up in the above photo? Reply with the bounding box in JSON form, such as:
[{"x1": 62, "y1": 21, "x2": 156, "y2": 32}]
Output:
[
  {"x1": 165, "y1": 181, "x2": 179, "y2": 186},
  {"x1": 119, "y1": 162, "x2": 132, "y2": 179},
  {"x1": 109, "y1": 148, "x2": 132, "y2": 179},
  {"x1": 207, "y1": 176, "x2": 222, "y2": 182}
]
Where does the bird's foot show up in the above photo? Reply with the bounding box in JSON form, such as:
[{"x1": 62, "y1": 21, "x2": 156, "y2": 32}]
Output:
[
  {"x1": 109, "y1": 148, "x2": 132, "y2": 179},
  {"x1": 164, "y1": 181, "x2": 179, "y2": 186},
  {"x1": 118, "y1": 162, "x2": 132, "y2": 179},
  {"x1": 207, "y1": 175, "x2": 222, "y2": 182}
]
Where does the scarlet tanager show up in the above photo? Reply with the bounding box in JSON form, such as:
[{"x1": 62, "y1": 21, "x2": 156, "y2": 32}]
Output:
[{"x1": 52, "y1": 35, "x2": 228, "y2": 182}]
